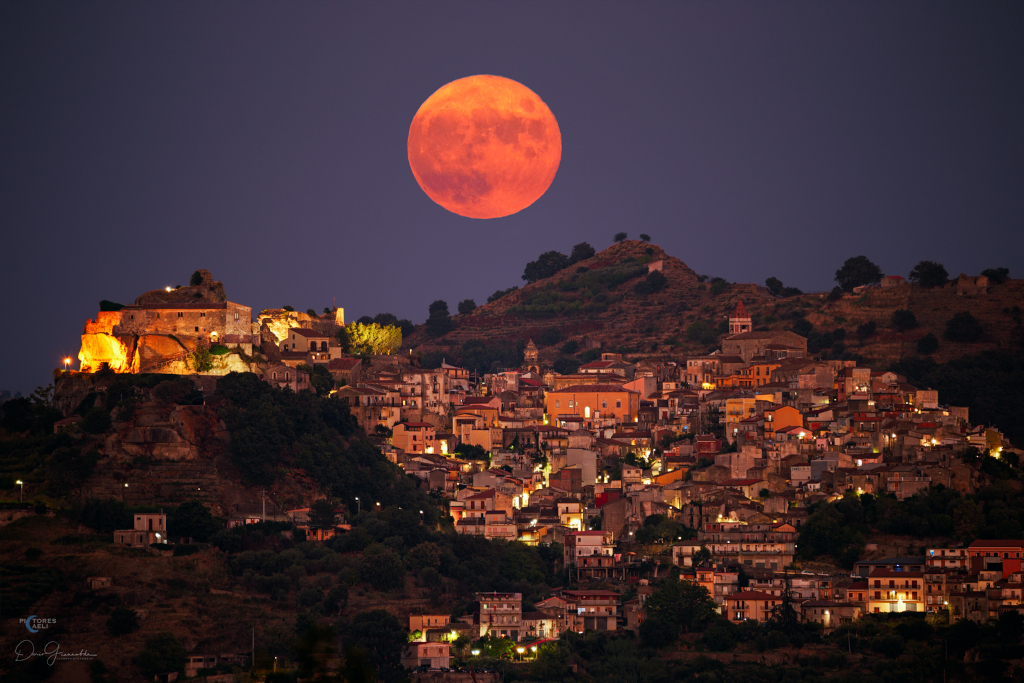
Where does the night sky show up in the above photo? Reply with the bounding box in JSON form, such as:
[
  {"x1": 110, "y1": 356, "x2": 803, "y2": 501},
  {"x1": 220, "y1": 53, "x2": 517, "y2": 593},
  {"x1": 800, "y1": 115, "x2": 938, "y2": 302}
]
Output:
[{"x1": 2, "y1": 2, "x2": 1022, "y2": 394}]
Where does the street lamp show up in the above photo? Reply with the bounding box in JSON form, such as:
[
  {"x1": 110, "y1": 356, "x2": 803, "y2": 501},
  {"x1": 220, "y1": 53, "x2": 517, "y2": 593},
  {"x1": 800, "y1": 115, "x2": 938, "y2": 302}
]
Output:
[
  {"x1": 16, "y1": 480, "x2": 23, "y2": 502},
  {"x1": 63, "y1": 357, "x2": 71, "y2": 373},
  {"x1": 355, "y1": 497, "x2": 360, "y2": 514}
]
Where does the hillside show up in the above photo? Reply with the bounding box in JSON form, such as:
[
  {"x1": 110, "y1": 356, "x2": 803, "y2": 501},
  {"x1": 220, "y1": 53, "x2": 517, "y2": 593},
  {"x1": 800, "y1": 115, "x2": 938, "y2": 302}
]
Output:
[{"x1": 405, "y1": 240, "x2": 1023, "y2": 369}]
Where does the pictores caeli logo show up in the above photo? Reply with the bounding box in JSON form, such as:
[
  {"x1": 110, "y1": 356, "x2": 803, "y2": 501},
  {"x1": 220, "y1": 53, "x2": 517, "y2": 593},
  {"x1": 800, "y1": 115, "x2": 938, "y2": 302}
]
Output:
[{"x1": 19, "y1": 616, "x2": 56, "y2": 633}]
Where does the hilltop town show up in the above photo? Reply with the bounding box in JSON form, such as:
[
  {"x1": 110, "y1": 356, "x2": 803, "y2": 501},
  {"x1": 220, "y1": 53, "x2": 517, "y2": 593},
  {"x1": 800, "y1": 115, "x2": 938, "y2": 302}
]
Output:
[{"x1": 2, "y1": 244, "x2": 1023, "y2": 681}]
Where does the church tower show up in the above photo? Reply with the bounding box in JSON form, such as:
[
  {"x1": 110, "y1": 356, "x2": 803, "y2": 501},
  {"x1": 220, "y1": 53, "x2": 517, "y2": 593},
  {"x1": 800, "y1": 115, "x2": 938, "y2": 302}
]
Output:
[
  {"x1": 523, "y1": 339, "x2": 540, "y2": 373},
  {"x1": 729, "y1": 301, "x2": 752, "y2": 335}
]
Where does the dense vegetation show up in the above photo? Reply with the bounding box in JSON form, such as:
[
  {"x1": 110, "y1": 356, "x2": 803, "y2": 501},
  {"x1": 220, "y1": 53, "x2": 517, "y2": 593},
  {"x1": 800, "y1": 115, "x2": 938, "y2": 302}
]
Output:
[
  {"x1": 892, "y1": 350, "x2": 1024, "y2": 444},
  {"x1": 799, "y1": 469, "x2": 1024, "y2": 568}
]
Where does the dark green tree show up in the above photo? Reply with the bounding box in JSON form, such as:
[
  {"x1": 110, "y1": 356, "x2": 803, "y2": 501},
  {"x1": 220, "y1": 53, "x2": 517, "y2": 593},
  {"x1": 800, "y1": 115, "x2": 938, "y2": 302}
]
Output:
[
  {"x1": 425, "y1": 301, "x2": 455, "y2": 338},
  {"x1": 765, "y1": 277, "x2": 784, "y2": 296},
  {"x1": 982, "y1": 267, "x2": 1010, "y2": 284},
  {"x1": 917, "y1": 332, "x2": 939, "y2": 354},
  {"x1": 190, "y1": 270, "x2": 203, "y2": 286},
  {"x1": 361, "y1": 550, "x2": 405, "y2": 591},
  {"x1": 457, "y1": 299, "x2": 477, "y2": 315},
  {"x1": 137, "y1": 632, "x2": 187, "y2": 679},
  {"x1": 106, "y1": 606, "x2": 140, "y2": 636},
  {"x1": 909, "y1": 260, "x2": 948, "y2": 288},
  {"x1": 856, "y1": 320, "x2": 877, "y2": 343},
  {"x1": 835, "y1": 256, "x2": 883, "y2": 292},
  {"x1": 639, "y1": 233, "x2": 651, "y2": 242},
  {"x1": 641, "y1": 578, "x2": 717, "y2": 646},
  {"x1": 945, "y1": 312, "x2": 984, "y2": 342},
  {"x1": 169, "y1": 500, "x2": 221, "y2": 542},
  {"x1": 891, "y1": 309, "x2": 918, "y2": 331},
  {"x1": 614, "y1": 232, "x2": 628, "y2": 242},
  {"x1": 307, "y1": 499, "x2": 337, "y2": 531},
  {"x1": 342, "y1": 610, "x2": 407, "y2": 681},
  {"x1": 522, "y1": 251, "x2": 570, "y2": 283},
  {"x1": 569, "y1": 242, "x2": 596, "y2": 263}
]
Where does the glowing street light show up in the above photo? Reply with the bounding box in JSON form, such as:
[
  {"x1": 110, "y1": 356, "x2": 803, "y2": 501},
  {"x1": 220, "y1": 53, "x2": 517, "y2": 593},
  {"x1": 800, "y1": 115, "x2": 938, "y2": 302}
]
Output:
[
  {"x1": 16, "y1": 480, "x2": 23, "y2": 502},
  {"x1": 63, "y1": 357, "x2": 71, "y2": 373},
  {"x1": 471, "y1": 650, "x2": 480, "y2": 656},
  {"x1": 355, "y1": 497, "x2": 360, "y2": 514}
]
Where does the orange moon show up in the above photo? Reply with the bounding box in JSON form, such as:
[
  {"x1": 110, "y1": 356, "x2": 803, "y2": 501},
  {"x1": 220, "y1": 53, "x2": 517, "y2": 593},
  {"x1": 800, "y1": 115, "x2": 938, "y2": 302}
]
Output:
[{"x1": 408, "y1": 75, "x2": 561, "y2": 219}]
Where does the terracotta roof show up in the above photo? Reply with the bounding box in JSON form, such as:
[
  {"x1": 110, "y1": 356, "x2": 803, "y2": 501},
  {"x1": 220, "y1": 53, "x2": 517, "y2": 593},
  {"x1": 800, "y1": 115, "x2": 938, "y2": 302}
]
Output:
[
  {"x1": 724, "y1": 590, "x2": 777, "y2": 600},
  {"x1": 289, "y1": 328, "x2": 330, "y2": 338},
  {"x1": 549, "y1": 384, "x2": 639, "y2": 394},
  {"x1": 327, "y1": 357, "x2": 360, "y2": 370},
  {"x1": 733, "y1": 300, "x2": 748, "y2": 318}
]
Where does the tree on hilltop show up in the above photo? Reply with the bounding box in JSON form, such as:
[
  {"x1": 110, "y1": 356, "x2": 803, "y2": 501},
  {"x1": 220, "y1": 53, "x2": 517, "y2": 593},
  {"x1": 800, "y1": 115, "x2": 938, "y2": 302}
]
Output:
[
  {"x1": 639, "y1": 233, "x2": 651, "y2": 242},
  {"x1": 458, "y1": 299, "x2": 477, "y2": 315},
  {"x1": 568, "y1": 242, "x2": 595, "y2": 264},
  {"x1": 614, "y1": 232, "x2": 628, "y2": 243},
  {"x1": 982, "y1": 267, "x2": 1010, "y2": 284},
  {"x1": 909, "y1": 260, "x2": 949, "y2": 288},
  {"x1": 522, "y1": 250, "x2": 570, "y2": 283},
  {"x1": 190, "y1": 270, "x2": 203, "y2": 286},
  {"x1": 425, "y1": 300, "x2": 455, "y2": 338},
  {"x1": 835, "y1": 256, "x2": 883, "y2": 292}
]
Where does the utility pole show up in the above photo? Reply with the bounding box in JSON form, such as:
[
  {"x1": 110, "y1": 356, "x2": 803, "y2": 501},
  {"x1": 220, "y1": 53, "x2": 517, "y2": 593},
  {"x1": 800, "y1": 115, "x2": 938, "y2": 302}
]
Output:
[
  {"x1": 261, "y1": 489, "x2": 266, "y2": 522},
  {"x1": 252, "y1": 628, "x2": 255, "y2": 668}
]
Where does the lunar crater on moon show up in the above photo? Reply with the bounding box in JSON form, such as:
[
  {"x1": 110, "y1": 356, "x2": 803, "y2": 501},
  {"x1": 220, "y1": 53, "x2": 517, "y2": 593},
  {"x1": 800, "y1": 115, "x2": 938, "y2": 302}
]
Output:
[{"x1": 408, "y1": 75, "x2": 561, "y2": 219}]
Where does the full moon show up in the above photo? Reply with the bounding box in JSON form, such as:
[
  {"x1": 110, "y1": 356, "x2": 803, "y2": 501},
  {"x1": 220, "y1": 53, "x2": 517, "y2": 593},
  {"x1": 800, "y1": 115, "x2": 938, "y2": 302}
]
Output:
[{"x1": 408, "y1": 75, "x2": 561, "y2": 219}]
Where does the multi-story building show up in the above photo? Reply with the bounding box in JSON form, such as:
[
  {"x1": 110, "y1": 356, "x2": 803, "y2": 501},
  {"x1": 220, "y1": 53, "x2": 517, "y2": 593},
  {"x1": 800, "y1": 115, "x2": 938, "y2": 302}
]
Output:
[
  {"x1": 113, "y1": 512, "x2": 168, "y2": 547},
  {"x1": 564, "y1": 530, "x2": 616, "y2": 580},
  {"x1": 865, "y1": 569, "x2": 925, "y2": 613},
  {"x1": 722, "y1": 590, "x2": 779, "y2": 623},
  {"x1": 477, "y1": 592, "x2": 522, "y2": 640},
  {"x1": 927, "y1": 547, "x2": 968, "y2": 569},
  {"x1": 392, "y1": 422, "x2": 436, "y2": 455},
  {"x1": 561, "y1": 590, "x2": 620, "y2": 632}
]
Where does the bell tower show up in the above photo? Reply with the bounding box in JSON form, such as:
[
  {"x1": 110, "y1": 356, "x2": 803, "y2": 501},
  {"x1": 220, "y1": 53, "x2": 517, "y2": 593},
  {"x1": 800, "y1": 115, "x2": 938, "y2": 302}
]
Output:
[
  {"x1": 523, "y1": 339, "x2": 540, "y2": 373},
  {"x1": 729, "y1": 301, "x2": 752, "y2": 335}
]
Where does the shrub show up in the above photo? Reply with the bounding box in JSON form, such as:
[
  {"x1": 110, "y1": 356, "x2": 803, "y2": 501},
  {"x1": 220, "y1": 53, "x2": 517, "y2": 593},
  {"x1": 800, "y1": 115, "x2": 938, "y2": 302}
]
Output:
[
  {"x1": 686, "y1": 321, "x2": 717, "y2": 346},
  {"x1": 982, "y1": 267, "x2": 1009, "y2": 284},
  {"x1": 702, "y1": 623, "x2": 736, "y2": 651},
  {"x1": 137, "y1": 632, "x2": 187, "y2": 678},
  {"x1": 362, "y1": 550, "x2": 405, "y2": 591},
  {"x1": 99, "y1": 300, "x2": 125, "y2": 312},
  {"x1": 190, "y1": 271, "x2": 204, "y2": 286},
  {"x1": 538, "y1": 327, "x2": 562, "y2": 347},
  {"x1": 871, "y1": 634, "x2": 904, "y2": 658},
  {"x1": 296, "y1": 586, "x2": 322, "y2": 608},
  {"x1": 559, "y1": 340, "x2": 579, "y2": 354},
  {"x1": 106, "y1": 606, "x2": 140, "y2": 636},
  {"x1": 917, "y1": 332, "x2": 939, "y2": 354},
  {"x1": 552, "y1": 357, "x2": 580, "y2": 375},
  {"x1": 856, "y1": 320, "x2": 877, "y2": 342},
  {"x1": 945, "y1": 312, "x2": 984, "y2": 342},
  {"x1": 891, "y1": 309, "x2": 918, "y2": 331},
  {"x1": 708, "y1": 278, "x2": 729, "y2": 296},
  {"x1": 82, "y1": 408, "x2": 112, "y2": 434},
  {"x1": 457, "y1": 299, "x2": 477, "y2": 315},
  {"x1": 791, "y1": 318, "x2": 813, "y2": 337}
]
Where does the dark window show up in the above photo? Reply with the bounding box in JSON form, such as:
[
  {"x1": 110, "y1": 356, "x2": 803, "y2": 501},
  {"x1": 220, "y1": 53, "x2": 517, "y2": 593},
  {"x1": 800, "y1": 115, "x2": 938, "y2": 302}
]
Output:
[
  {"x1": 195, "y1": 326, "x2": 199, "y2": 332},
  {"x1": 178, "y1": 312, "x2": 183, "y2": 318}
]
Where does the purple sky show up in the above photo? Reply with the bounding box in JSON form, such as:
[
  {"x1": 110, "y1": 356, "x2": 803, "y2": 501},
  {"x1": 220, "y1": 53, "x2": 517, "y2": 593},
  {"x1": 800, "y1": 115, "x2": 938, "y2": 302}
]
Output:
[{"x1": 2, "y1": 1, "x2": 1022, "y2": 393}]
